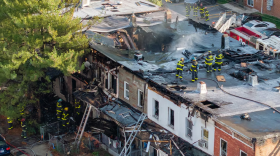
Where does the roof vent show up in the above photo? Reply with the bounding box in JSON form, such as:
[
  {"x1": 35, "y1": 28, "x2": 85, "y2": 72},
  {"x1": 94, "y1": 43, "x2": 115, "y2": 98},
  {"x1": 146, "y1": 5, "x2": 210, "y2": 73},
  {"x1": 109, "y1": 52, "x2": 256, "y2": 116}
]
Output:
[
  {"x1": 134, "y1": 53, "x2": 144, "y2": 61},
  {"x1": 248, "y1": 74, "x2": 258, "y2": 86}
]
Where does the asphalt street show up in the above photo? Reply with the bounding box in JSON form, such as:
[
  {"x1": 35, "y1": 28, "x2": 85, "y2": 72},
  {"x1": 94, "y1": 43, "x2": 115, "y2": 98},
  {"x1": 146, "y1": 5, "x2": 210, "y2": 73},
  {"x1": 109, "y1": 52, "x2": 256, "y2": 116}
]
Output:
[{"x1": 163, "y1": 0, "x2": 234, "y2": 25}]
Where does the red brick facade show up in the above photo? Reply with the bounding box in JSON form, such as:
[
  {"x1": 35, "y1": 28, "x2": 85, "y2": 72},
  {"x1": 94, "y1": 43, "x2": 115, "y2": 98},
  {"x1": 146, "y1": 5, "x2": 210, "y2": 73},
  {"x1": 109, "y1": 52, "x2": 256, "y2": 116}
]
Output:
[
  {"x1": 244, "y1": 0, "x2": 280, "y2": 19},
  {"x1": 214, "y1": 126, "x2": 255, "y2": 156}
]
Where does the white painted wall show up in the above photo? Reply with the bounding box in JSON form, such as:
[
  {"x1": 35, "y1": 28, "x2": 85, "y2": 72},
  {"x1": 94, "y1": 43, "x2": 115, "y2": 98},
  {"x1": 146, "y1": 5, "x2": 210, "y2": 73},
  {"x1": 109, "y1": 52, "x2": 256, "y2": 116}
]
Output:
[{"x1": 147, "y1": 89, "x2": 215, "y2": 155}]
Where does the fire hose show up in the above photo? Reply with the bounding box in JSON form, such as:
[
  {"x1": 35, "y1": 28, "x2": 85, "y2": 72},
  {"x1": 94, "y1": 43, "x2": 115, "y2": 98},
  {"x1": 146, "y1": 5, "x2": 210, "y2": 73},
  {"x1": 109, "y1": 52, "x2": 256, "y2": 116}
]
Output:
[
  {"x1": 0, "y1": 134, "x2": 31, "y2": 156},
  {"x1": 198, "y1": 78, "x2": 280, "y2": 114}
]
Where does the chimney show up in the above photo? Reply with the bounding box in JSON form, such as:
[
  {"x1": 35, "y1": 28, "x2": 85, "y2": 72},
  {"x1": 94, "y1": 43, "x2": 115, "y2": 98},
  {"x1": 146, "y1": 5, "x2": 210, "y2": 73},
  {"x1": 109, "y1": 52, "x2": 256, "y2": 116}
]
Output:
[
  {"x1": 197, "y1": 81, "x2": 207, "y2": 94},
  {"x1": 130, "y1": 13, "x2": 137, "y2": 26},
  {"x1": 221, "y1": 34, "x2": 229, "y2": 50},
  {"x1": 164, "y1": 10, "x2": 172, "y2": 23},
  {"x1": 248, "y1": 74, "x2": 258, "y2": 86}
]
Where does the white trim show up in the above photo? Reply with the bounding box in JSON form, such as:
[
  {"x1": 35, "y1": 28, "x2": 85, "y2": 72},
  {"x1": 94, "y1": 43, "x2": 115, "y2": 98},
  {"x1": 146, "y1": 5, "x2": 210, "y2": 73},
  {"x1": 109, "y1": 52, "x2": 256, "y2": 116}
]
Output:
[
  {"x1": 220, "y1": 138, "x2": 227, "y2": 156},
  {"x1": 124, "y1": 81, "x2": 129, "y2": 100},
  {"x1": 137, "y1": 89, "x2": 143, "y2": 107},
  {"x1": 240, "y1": 150, "x2": 247, "y2": 156},
  {"x1": 186, "y1": 118, "x2": 193, "y2": 139},
  {"x1": 215, "y1": 126, "x2": 254, "y2": 149}
]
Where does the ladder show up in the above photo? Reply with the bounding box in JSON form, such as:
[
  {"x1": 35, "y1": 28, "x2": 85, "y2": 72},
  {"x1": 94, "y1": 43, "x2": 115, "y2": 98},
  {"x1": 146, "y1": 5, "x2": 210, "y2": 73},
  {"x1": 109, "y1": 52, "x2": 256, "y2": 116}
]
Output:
[
  {"x1": 75, "y1": 103, "x2": 92, "y2": 148},
  {"x1": 119, "y1": 113, "x2": 147, "y2": 156}
]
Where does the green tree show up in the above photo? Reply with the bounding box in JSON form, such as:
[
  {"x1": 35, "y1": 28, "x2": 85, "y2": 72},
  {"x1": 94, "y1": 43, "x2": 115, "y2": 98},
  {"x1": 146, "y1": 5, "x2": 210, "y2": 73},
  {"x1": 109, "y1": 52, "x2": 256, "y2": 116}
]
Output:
[{"x1": 0, "y1": 0, "x2": 90, "y2": 120}]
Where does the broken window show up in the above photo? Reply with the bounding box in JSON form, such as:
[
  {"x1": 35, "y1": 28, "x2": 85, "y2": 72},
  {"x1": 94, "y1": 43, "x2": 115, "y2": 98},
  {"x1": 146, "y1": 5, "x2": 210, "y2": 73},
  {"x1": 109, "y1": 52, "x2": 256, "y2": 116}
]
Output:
[
  {"x1": 124, "y1": 81, "x2": 129, "y2": 99},
  {"x1": 202, "y1": 128, "x2": 209, "y2": 142},
  {"x1": 111, "y1": 75, "x2": 117, "y2": 94},
  {"x1": 153, "y1": 100, "x2": 159, "y2": 119},
  {"x1": 72, "y1": 79, "x2": 76, "y2": 92},
  {"x1": 59, "y1": 77, "x2": 66, "y2": 93},
  {"x1": 105, "y1": 75, "x2": 108, "y2": 89},
  {"x1": 168, "y1": 108, "x2": 174, "y2": 128},
  {"x1": 240, "y1": 151, "x2": 247, "y2": 156},
  {"x1": 220, "y1": 139, "x2": 227, "y2": 156},
  {"x1": 247, "y1": 0, "x2": 254, "y2": 6},
  {"x1": 186, "y1": 119, "x2": 193, "y2": 138},
  {"x1": 138, "y1": 89, "x2": 143, "y2": 107}
]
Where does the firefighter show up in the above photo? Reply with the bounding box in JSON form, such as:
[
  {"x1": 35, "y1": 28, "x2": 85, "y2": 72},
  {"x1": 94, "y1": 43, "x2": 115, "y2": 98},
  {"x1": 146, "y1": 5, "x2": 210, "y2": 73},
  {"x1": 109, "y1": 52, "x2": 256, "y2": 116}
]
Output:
[
  {"x1": 200, "y1": 3, "x2": 205, "y2": 19},
  {"x1": 75, "y1": 99, "x2": 81, "y2": 116},
  {"x1": 190, "y1": 58, "x2": 199, "y2": 82},
  {"x1": 56, "y1": 99, "x2": 63, "y2": 121},
  {"x1": 21, "y1": 118, "x2": 27, "y2": 139},
  {"x1": 176, "y1": 58, "x2": 184, "y2": 81},
  {"x1": 193, "y1": 3, "x2": 199, "y2": 18},
  {"x1": 205, "y1": 7, "x2": 209, "y2": 21},
  {"x1": 214, "y1": 50, "x2": 224, "y2": 72},
  {"x1": 205, "y1": 51, "x2": 213, "y2": 72},
  {"x1": 62, "y1": 107, "x2": 69, "y2": 129},
  {"x1": 7, "y1": 117, "x2": 13, "y2": 130},
  {"x1": 185, "y1": 3, "x2": 191, "y2": 18}
]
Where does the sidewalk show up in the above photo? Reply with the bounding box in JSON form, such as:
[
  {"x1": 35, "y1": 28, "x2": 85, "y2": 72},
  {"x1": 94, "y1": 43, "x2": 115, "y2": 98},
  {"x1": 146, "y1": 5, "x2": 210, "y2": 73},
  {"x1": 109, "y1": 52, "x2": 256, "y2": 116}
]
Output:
[{"x1": 221, "y1": 2, "x2": 258, "y2": 14}]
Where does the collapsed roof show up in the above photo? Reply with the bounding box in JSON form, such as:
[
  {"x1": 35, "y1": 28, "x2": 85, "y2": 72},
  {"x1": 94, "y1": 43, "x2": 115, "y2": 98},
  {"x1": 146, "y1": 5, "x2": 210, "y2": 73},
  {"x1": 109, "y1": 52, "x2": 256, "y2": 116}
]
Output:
[{"x1": 88, "y1": 19, "x2": 280, "y2": 139}]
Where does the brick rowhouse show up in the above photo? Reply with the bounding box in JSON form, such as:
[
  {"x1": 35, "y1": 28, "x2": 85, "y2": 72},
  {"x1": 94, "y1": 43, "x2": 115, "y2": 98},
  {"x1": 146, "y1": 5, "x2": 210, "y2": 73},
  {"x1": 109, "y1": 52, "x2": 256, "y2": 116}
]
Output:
[
  {"x1": 214, "y1": 122, "x2": 255, "y2": 156},
  {"x1": 245, "y1": 0, "x2": 280, "y2": 19}
]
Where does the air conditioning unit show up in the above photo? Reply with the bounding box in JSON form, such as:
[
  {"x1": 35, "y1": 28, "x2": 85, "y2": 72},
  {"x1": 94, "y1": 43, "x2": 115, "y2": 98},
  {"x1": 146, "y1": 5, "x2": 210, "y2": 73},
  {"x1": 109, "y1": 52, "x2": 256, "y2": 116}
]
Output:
[{"x1": 198, "y1": 140, "x2": 208, "y2": 148}]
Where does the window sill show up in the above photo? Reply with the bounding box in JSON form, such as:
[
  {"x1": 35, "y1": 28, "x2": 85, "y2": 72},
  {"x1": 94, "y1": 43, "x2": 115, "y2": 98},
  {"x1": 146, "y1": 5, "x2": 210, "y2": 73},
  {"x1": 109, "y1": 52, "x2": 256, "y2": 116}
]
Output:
[
  {"x1": 186, "y1": 135, "x2": 192, "y2": 140},
  {"x1": 153, "y1": 115, "x2": 159, "y2": 120},
  {"x1": 124, "y1": 97, "x2": 129, "y2": 100},
  {"x1": 168, "y1": 124, "x2": 174, "y2": 129},
  {"x1": 137, "y1": 105, "x2": 143, "y2": 108}
]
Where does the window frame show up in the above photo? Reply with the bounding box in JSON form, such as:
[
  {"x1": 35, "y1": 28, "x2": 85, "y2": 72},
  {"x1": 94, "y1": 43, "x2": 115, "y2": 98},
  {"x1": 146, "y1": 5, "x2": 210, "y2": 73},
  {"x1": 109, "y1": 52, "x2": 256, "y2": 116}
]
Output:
[
  {"x1": 137, "y1": 89, "x2": 143, "y2": 107},
  {"x1": 168, "y1": 108, "x2": 175, "y2": 128},
  {"x1": 153, "y1": 99, "x2": 159, "y2": 119},
  {"x1": 220, "y1": 139, "x2": 227, "y2": 156},
  {"x1": 186, "y1": 118, "x2": 193, "y2": 139},
  {"x1": 240, "y1": 150, "x2": 247, "y2": 156},
  {"x1": 124, "y1": 81, "x2": 129, "y2": 100},
  {"x1": 201, "y1": 128, "x2": 209, "y2": 142},
  {"x1": 247, "y1": 0, "x2": 254, "y2": 7}
]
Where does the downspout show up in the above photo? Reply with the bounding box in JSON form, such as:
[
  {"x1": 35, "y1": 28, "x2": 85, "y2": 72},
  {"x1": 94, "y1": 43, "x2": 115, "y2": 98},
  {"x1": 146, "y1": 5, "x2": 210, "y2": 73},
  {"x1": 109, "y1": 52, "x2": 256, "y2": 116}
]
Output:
[{"x1": 261, "y1": 0, "x2": 264, "y2": 14}]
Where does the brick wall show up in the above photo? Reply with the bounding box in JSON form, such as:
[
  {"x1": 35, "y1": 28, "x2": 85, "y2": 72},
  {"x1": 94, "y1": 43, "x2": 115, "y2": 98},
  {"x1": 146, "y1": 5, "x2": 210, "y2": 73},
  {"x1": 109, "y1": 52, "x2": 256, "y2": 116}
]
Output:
[
  {"x1": 214, "y1": 124, "x2": 255, "y2": 156},
  {"x1": 118, "y1": 68, "x2": 148, "y2": 114},
  {"x1": 245, "y1": 0, "x2": 280, "y2": 19},
  {"x1": 255, "y1": 138, "x2": 280, "y2": 156}
]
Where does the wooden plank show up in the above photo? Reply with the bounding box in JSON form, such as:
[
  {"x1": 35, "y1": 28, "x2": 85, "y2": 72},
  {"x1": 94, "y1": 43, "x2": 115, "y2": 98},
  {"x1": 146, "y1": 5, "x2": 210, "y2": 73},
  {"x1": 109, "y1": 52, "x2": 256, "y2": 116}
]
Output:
[{"x1": 216, "y1": 75, "x2": 226, "y2": 82}]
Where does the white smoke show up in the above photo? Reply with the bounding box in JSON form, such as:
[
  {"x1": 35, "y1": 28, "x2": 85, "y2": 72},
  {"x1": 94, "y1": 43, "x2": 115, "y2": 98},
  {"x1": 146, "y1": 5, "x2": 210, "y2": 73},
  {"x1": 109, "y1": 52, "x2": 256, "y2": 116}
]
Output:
[{"x1": 168, "y1": 32, "x2": 204, "y2": 60}]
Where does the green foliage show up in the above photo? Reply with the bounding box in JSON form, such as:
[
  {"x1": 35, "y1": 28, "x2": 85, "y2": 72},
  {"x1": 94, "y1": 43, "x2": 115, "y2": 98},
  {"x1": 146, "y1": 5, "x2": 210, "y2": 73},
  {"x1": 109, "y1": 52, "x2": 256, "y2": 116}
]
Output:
[
  {"x1": 148, "y1": 0, "x2": 162, "y2": 6},
  {"x1": 256, "y1": 12, "x2": 280, "y2": 29},
  {"x1": 0, "y1": 0, "x2": 90, "y2": 119},
  {"x1": 217, "y1": 0, "x2": 231, "y2": 4},
  {"x1": 27, "y1": 119, "x2": 39, "y2": 135}
]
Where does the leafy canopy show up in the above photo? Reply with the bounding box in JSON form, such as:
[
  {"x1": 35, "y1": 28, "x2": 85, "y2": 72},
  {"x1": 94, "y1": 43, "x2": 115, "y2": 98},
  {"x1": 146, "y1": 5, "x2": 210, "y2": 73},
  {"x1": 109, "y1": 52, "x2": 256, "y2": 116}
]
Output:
[{"x1": 0, "y1": 0, "x2": 89, "y2": 119}]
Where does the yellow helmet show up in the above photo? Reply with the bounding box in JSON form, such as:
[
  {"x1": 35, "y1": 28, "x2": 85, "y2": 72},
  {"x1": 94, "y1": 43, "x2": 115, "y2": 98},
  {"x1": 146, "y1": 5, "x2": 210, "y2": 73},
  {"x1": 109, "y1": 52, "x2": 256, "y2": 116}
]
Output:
[
  {"x1": 180, "y1": 58, "x2": 184, "y2": 61},
  {"x1": 64, "y1": 107, "x2": 68, "y2": 111}
]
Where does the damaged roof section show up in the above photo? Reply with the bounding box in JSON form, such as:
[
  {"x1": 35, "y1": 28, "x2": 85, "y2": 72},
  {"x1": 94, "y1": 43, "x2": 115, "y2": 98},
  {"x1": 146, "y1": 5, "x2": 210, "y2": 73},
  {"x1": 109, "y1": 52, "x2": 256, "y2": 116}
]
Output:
[
  {"x1": 73, "y1": 90, "x2": 103, "y2": 108},
  {"x1": 74, "y1": 0, "x2": 161, "y2": 18},
  {"x1": 99, "y1": 99, "x2": 142, "y2": 127}
]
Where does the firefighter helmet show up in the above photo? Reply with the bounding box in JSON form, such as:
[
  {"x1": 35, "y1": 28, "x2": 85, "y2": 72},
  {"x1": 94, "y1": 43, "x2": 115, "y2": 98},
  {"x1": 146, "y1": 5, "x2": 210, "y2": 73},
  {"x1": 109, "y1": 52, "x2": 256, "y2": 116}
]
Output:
[
  {"x1": 21, "y1": 118, "x2": 25, "y2": 122},
  {"x1": 208, "y1": 50, "x2": 212, "y2": 54},
  {"x1": 180, "y1": 58, "x2": 184, "y2": 61},
  {"x1": 64, "y1": 107, "x2": 68, "y2": 111}
]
